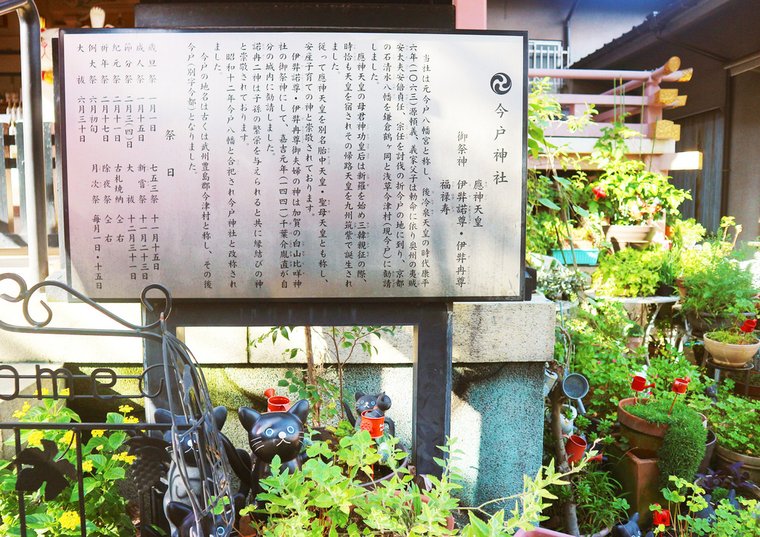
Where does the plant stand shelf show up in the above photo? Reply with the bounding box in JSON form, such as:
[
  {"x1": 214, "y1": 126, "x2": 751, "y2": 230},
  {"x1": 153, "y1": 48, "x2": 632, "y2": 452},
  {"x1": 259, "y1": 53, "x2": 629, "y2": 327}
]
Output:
[
  {"x1": 595, "y1": 295, "x2": 680, "y2": 358},
  {"x1": 705, "y1": 357, "x2": 754, "y2": 397}
]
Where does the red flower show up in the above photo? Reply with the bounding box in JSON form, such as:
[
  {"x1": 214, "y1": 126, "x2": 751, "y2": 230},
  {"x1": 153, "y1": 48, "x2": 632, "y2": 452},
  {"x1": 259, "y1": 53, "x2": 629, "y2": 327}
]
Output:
[
  {"x1": 653, "y1": 508, "x2": 671, "y2": 527},
  {"x1": 592, "y1": 185, "x2": 607, "y2": 200},
  {"x1": 741, "y1": 319, "x2": 757, "y2": 333}
]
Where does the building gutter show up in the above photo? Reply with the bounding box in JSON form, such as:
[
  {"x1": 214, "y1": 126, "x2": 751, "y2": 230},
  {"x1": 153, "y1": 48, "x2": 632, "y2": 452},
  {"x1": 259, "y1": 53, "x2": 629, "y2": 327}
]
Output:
[{"x1": 562, "y1": 0, "x2": 580, "y2": 55}]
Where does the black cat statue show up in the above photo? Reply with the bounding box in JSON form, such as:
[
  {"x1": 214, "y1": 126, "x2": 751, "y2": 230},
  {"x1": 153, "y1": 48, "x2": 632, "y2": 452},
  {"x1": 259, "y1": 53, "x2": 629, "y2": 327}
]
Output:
[
  {"x1": 165, "y1": 497, "x2": 243, "y2": 537},
  {"x1": 238, "y1": 399, "x2": 310, "y2": 502},
  {"x1": 342, "y1": 391, "x2": 396, "y2": 437},
  {"x1": 155, "y1": 407, "x2": 229, "y2": 537}
]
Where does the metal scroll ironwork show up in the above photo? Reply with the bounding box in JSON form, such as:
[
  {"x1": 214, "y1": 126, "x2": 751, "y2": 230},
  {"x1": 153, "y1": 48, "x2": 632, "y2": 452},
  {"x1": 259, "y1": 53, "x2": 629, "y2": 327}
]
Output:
[
  {"x1": 0, "y1": 274, "x2": 236, "y2": 537},
  {"x1": 0, "y1": 272, "x2": 171, "y2": 337}
]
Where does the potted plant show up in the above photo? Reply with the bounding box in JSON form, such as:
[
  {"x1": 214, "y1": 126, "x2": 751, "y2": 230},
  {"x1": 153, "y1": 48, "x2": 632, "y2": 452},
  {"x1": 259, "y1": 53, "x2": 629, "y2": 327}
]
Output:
[
  {"x1": 550, "y1": 225, "x2": 603, "y2": 266},
  {"x1": 617, "y1": 397, "x2": 707, "y2": 486},
  {"x1": 537, "y1": 262, "x2": 589, "y2": 302},
  {"x1": 0, "y1": 399, "x2": 138, "y2": 536},
  {"x1": 706, "y1": 391, "x2": 760, "y2": 483},
  {"x1": 703, "y1": 317, "x2": 759, "y2": 367},
  {"x1": 697, "y1": 461, "x2": 758, "y2": 503},
  {"x1": 592, "y1": 247, "x2": 669, "y2": 298},
  {"x1": 587, "y1": 122, "x2": 690, "y2": 251},
  {"x1": 656, "y1": 250, "x2": 679, "y2": 297},
  {"x1": 545, "y1": 467, "x2": 630, "y2": 536},
  {"x1": 647, "y1": 476, "x2": 759, "y2": 536},
  {"x1": 678, "y1": 225, "x2": 756, "y2": 336}
]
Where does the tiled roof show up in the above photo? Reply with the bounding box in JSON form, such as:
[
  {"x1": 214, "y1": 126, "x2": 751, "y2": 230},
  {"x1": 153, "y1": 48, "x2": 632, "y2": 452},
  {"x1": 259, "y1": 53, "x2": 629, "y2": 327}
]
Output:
[{"x1": 572, "y1": 0, "x2": 706, "y2": 67}]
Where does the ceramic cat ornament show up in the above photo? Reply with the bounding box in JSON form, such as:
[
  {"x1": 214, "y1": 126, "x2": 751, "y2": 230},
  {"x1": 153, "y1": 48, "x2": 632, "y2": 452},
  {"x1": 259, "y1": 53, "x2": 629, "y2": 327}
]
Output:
[
  {"x1": 155, "y1": 407, "x2": 231, "y2": 537},
  {"x1": 238, "y1": 399, "x2": 310, "y2": 502},
  {"x1": 165, "y1": 499, "x2": 242, "y2": 537},
  {"x1": 342, "y1": 391, "x2": 396, "y2": 436}
]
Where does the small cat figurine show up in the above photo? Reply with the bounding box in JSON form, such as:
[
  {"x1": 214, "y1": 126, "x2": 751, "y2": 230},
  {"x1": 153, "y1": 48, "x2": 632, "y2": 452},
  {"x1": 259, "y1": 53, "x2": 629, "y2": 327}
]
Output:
[
  {"x1": 342, "y1": 391, "x2": 396, "y2": 437},
  {"x1": 238, "y1": 399, "x2": 309, "y2": 502},
  {"x1": 156, "y1": 406, "x2": 228, "y2": 537},
  {"x1": 165, "y1": 498, "x2": 242, "y2": 537}
]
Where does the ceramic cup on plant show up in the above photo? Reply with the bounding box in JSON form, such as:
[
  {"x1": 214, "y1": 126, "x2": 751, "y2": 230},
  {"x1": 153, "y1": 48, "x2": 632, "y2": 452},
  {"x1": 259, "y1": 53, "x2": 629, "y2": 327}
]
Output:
[
  {"x1": 360, "y1": 409, "x2": 386, "y2": 438},
  {"x1": 263, "y1": 388, "x2": 292, "y2": 412}
]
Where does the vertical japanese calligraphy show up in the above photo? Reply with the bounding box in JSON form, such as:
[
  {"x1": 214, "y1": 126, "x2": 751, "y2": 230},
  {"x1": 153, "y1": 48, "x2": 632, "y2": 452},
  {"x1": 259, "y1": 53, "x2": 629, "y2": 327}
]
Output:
[{"x1": 60, "y1": 30, "x2": 526, "y2": 300}]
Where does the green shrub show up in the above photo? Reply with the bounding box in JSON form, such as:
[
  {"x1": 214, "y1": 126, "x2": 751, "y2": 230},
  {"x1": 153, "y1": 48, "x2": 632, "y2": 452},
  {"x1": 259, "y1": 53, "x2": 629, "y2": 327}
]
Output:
[
  {"x1": 680, "y1": 255, "x2": 756, "y2": 319},
  {"x1": 705, "y1": 390, "x2": 760, "y2": 456},
  {"x1": 592, "y1": 248, "x2": 668, "y2": 297},
  {"x1": 550, "y1": 468, "x2": 629, "y2": 534},
  {"x1": 629, "y1": 399, "x2": 707, "y2": 486}
]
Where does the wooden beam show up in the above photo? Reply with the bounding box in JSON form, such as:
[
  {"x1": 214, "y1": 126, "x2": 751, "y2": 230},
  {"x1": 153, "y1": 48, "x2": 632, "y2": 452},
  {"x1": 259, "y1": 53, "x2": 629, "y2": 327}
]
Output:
[
  {"x1": 550, "y1": 93, "x2": 647, "y2": 106},
  {"x1": 649, "y1": 151, "x2": 703, "y2": 171},
  {"x1": 595, "y1": 106, "x2": 645, "y2": 123},
  {"x1": 542, "y1": 136, "x2": 676, "y2": 155},
  {"x1": 544, "y1": 122, "x2": 649, "y2": 138}
]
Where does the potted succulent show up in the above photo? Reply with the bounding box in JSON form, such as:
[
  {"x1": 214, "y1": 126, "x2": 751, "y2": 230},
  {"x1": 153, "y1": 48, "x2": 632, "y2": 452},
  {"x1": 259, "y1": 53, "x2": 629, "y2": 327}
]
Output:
[
  {"x1": 537, "y1": 262, "x2": 589, "y2": 302},
  {"x1": 703, "y1": 317, "x2": 759, "y2": 367}
]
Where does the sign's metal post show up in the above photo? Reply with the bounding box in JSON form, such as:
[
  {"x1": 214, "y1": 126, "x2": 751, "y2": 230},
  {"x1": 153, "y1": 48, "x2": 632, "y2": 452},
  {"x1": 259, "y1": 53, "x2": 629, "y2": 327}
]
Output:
[
  {"x1": 412, "y1": 302, "x2": 453, "y2": 475},
  {"x1": 1, "y1": 0, "x2": 48, "y2": 281},
  {"x1": 143, "y1": 299, "x2": 454, "y2": 476}
]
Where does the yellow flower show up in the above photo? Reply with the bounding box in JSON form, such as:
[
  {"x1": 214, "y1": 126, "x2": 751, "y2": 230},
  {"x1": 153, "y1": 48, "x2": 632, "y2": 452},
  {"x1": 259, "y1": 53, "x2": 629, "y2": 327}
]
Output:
[
  {"x1": 27, "y1": 430, "x2": 44, "y2": 448},
  {"x1": 12, "y1": 402, "x2": 31, "y2": 419},
  {"x1": 59, "y1": 511, "x2": 80, "y2": 531},
  {"x1": 60, "y1": 430, "x2": 77, "y2": 447},
  {"x1": 81, "y1": 460, "x2": 94, "y2": 472},
  {"x1": 118, "y1": 405, "x2": 134, "y2": 414},
  {"x1": 38, "y1": 388, "x2": 49, "y2": 397},
  {"x1": 91, "y1": 429, "x2": 105, "y2": 438},
  {"x1": 123, "y1": 416, "x2": 139, "y2": 424},
  {"x1": 59, "y1": 388, "x2": 70, "y2": 396},
  {"x1": 112, "y1": 452, "x2": 136, "y2": 465}
]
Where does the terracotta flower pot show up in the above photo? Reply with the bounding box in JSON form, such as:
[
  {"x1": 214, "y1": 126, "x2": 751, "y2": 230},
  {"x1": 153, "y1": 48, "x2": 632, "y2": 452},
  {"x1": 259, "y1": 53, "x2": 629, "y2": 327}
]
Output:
[
  {"x1": 617, "y1": 398, "x2": 669, "y2": 452},
  {"x1": 564, "y1": 434, "x2": 587, "y2": 465},
  {"x1": 703, "y1": 334, "x2": 760, "y2": 367},
  {"x1": 612, "y1": 447, "x2": 662, "y2": 527},
  {"x1": 618, "y1": 397, "x2": 707, "y2": 455}
]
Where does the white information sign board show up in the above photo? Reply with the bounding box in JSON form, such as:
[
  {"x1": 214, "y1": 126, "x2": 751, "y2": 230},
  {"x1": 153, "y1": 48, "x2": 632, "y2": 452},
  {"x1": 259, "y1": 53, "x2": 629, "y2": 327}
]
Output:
[{"x1": 59, "y1": 29, "x2": 526, "y2": 300}]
